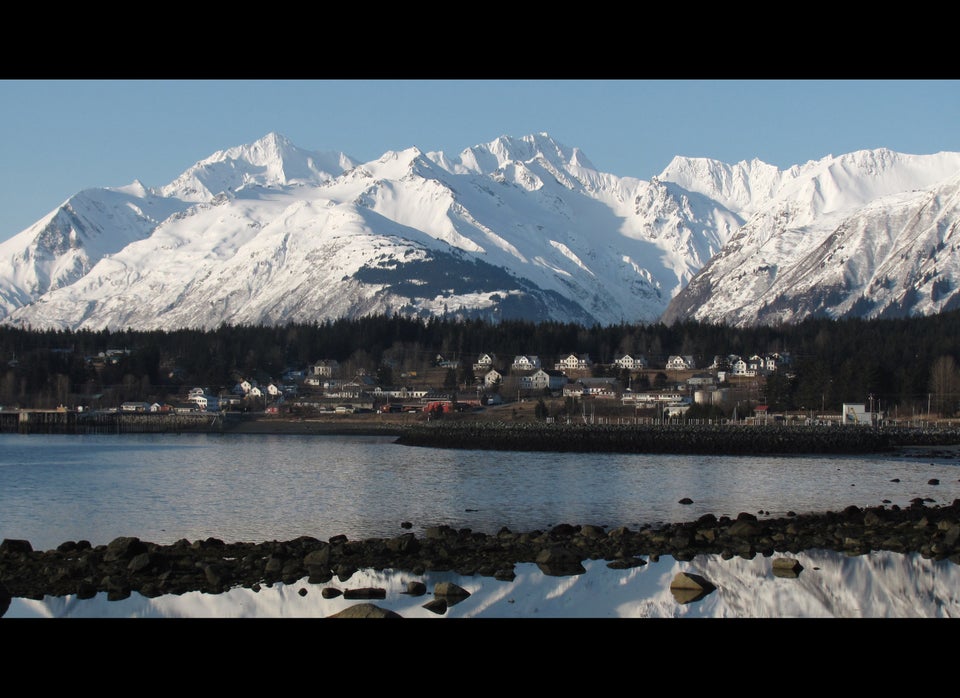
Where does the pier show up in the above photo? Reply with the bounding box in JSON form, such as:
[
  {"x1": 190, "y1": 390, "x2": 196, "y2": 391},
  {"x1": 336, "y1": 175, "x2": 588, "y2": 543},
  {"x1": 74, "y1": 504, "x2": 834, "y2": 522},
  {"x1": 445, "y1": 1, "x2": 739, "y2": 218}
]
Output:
[{"x1": 0, "y1": 409, "x2": 222, "y2": 434}]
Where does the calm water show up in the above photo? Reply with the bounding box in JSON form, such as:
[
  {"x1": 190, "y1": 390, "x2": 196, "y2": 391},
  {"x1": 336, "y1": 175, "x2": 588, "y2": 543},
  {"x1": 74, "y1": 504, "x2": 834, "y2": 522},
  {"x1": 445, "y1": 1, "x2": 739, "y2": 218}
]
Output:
[{"x1": 2, "y1": 432, "x2": 959, "y2": 619}]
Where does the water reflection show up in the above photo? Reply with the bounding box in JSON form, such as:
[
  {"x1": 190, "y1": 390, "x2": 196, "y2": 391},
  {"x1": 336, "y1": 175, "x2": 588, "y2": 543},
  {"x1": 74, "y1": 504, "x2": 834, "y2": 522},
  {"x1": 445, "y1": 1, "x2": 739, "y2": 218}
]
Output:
[{"x1": 6, "y1": 549, "x2": 959, "y2": 619}]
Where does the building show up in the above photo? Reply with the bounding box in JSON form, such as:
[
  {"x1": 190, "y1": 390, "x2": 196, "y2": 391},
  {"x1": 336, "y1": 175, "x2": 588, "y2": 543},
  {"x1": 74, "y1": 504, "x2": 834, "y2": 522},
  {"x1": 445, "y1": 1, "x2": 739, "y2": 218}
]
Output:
[
  {"x1": 519, "y1": 369, "x2": 567, "y2": 392},
  {"x1": 613, "y1": 354, "x2": 648, "y2": 370},
  {"x1": 841, "y1": 403, "x2": 873, "y2": 425},
  {"x1": 311, "y1": 360, "x2": 340, "y2": 377},
  {"x1": 666, "y1": 355, "x2": 696, "y2": 371},
  {"x1": 473, "y1": 354, "x2": 497, "y2": 372},
  {"x1": 554, "y1": 353, "x2": 593, "y2": 371},
  {"x1": 511, "y1": 355, "x2": 541, "y2": 371}
]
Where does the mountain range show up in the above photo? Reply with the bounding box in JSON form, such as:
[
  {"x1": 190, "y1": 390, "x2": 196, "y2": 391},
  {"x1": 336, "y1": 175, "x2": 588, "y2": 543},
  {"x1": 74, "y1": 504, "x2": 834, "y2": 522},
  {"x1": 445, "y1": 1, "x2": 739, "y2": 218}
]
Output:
[{"x1": 1, "y1": 131, "x2": 958, "y2": 331}]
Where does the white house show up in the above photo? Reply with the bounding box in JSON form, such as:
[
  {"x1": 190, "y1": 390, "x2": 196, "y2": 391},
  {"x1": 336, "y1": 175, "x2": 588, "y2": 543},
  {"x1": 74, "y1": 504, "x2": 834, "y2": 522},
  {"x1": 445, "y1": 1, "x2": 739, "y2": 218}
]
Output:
[
  {"x1": 621, "y1": 391, "x2": 686, "y2": 405},
  {"x1": 614, "y1": 354, "x2": 648, "y2": 370},
  {"x1": 731, "y1": 358, "x2": 754, "y2": 376},
  {"x1": 519, "y1": 369, "x2": 567, "y2": 392},
  {"x1": 483, "y1": 369, "x2": 503, "y2": 387},
  {"x1": 666, "y1": 355, "x2": 696, "y2": 371},
  {"x1": 311, "y1": 360, "x2": 340, "y2": 377},
  {"x1": 511, "y1": 355, "x2": 541, "y2": 371},
  {"x1": 473, "y1": 353, "x2": 497, "y2": 372},
  {"x1": 554, "y1": 353, "x2": 592, "y2": 371},
  {"x1": 576, "y1": 377, "x2": 620, "y2": 398},
  {"x1": 189, "y1": 392, "x2": 220, "y2": 411}
]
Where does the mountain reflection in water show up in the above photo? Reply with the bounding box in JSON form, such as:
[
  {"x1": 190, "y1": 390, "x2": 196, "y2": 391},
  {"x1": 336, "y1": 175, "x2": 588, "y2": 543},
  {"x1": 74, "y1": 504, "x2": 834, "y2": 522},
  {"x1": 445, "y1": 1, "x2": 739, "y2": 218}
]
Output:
[{"x1": 7, "y1": 549, "x2": 959, "y2": 619}]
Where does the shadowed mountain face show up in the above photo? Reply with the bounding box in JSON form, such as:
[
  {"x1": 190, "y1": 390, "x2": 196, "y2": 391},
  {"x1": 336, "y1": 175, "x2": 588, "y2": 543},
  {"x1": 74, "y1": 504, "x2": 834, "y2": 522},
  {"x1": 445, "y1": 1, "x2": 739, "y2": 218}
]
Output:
[
  {"x1": 353, "y1": 251, "x2": 597, "y2": 324},
  {"x1": 1, "y1": 132, "x2": 958, "y2": 331}
]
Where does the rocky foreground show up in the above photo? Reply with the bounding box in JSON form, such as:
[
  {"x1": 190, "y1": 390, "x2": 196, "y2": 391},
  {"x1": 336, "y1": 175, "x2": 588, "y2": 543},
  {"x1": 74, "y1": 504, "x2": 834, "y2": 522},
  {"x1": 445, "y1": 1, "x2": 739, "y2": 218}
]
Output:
[{"x1": 2, "y1": 497, "x2": 959, "y2": 616}]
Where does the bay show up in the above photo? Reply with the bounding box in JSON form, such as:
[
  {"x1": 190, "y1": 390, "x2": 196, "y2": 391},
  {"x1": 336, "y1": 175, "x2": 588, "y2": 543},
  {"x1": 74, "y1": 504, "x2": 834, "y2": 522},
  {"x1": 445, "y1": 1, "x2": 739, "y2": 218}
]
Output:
[{"x1": 2, "y1": 431, "x2": 959, "y2": 619}]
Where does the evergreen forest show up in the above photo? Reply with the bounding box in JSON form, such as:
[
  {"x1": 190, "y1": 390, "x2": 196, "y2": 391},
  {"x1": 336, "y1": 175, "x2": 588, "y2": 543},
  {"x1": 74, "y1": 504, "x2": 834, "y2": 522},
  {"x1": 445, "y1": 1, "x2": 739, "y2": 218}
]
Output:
[{"x1": 0, "y1": 310, "x2": 958, "y2": 418}]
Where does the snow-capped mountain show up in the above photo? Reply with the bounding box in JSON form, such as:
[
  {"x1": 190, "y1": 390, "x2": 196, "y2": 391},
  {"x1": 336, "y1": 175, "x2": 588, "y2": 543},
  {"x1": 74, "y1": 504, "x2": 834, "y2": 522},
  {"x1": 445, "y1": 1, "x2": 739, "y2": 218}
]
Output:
[
  {"x1": 1, "y1": 132, "x2": 958, "y2": 331},
  {"x1": 661, "y1": 149, "x2": 960, "y2": 327}
]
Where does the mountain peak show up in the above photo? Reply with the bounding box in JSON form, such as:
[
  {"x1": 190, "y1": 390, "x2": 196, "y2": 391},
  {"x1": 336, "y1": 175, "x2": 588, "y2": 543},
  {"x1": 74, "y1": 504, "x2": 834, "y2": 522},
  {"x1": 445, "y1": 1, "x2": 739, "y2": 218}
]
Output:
[
  {"x1": 436, "y1": 132, "x2": 586, "y2": 178},
  {"x1": 3, "y1": 133, "x2": 960, "y2": 332},
  {"x1": 158, "y1": 132, "x2": 356, "y2": 201}
]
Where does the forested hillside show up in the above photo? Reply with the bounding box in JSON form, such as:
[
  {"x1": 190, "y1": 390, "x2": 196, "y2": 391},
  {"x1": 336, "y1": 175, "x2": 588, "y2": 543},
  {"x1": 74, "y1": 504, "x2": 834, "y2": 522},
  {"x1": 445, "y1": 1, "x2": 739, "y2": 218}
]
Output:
[{"x1": 1, "y1": 311, "x2": 958, "y2": 418}]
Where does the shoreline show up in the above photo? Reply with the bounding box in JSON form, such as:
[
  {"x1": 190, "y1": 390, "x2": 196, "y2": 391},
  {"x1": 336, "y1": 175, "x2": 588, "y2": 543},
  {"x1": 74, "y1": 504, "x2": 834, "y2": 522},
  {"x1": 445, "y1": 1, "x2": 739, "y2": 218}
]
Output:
[
  {"x1": 11, "y1": 411, "x2": 955, "y2": 455},
  {"x1": 2, "y1": 498, "x2": 959, "y2": 607},
  {"x1": 3, "y1": 415, "x2": 959, "y2": 611}
]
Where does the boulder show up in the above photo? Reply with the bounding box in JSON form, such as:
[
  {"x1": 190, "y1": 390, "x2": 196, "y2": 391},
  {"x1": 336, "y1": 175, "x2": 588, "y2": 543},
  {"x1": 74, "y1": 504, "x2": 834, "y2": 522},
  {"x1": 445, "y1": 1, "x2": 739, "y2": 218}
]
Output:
[
  {"x1": 771, "y1": 557, "x2": 804, "y2": 578},
  {"x1": 328, "y1": 603, "x2": 402, "y2": 618}
]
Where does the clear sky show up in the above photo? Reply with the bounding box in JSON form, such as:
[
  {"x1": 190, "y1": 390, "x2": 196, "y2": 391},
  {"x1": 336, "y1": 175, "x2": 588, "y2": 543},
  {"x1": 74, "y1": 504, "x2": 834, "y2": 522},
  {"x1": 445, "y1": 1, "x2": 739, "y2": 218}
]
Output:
[{"x1": 0, "y1": 79, "x2": 957, "y2": 243}]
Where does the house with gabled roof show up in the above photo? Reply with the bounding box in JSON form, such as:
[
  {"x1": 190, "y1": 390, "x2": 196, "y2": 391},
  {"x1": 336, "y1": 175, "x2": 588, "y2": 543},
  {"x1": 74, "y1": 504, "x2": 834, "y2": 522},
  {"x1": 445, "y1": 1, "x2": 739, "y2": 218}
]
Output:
[
  {"x1": 311, "y1": 359, "x2": 340, "y2": 377},
  {"x1": 483, "y1": 369, "x2": 503, "y2": 387},
  {"x1": 613, "y1": 354, "x2": 648, "y2": 370},
  {"x1": 554, "y1": 353, "x2": 593, "y2": 371},
  {"x1": 574, "y1": 377, "x2": 621, "y2": 399},
  {"x1": 666, "y1": 355, "x2": 696, "y2": 371},
  {"x1": 473, "y1": 353, "x2": 497, "y2": 372},
  {"x1": 511, "y1": 355, "x2": 541, "y2": 371},
  {"x1": 519, "y1": 368, "x2": 568, "y2": 392}
]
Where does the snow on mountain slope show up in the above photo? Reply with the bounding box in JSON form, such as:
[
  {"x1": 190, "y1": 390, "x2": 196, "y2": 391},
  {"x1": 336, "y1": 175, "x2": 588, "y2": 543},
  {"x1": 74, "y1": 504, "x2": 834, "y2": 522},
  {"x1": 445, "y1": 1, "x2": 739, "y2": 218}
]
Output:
[
  {"x1": 158, "y1": 132, "x2": 356, "y2": 201},
  {"x1": 0, "y1": 132, "x2": 742, "y2": 331},
  {"x1": 661, "y1": 150, "x2": 960, "y2": 327},
  {"x1": 0, "y1": 184, "x2": 189, "y2": 318},
  {"x1": 1, "y1": 132, "x2": 959, "y2": 331}
]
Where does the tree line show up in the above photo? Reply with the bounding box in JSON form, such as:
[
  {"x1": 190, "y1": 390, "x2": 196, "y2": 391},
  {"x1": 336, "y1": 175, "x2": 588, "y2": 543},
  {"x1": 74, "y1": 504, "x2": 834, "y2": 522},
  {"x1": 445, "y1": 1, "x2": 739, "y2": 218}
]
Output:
[{"x1": 0, "y1": 310, "x2": 958, "y2": 417}]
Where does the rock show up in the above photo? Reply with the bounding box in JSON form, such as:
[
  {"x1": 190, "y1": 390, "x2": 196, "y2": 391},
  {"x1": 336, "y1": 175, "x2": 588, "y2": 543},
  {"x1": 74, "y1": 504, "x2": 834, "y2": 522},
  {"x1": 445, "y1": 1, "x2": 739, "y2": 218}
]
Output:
[
  {"x1": 771, "y1": 557, "x2": 804, "y2": 578},
  {"x1": 579, "y1": 524, "x2": 606, "y2": 538},
  {"x1": 343, "y1": 587, "x2": 386, "y2": 599},
  {"x1": 727, "y1": 519, "x2": 761, "y2": 537},
  {"x1": 3, "y1": 500, "x2": 960, "y2": 603},
  {"x1": 401, "y1": 580, "x2": 427, "y2": 596},
  {"x1": 104, "y1": 537, "x2": 146, "y2": 562},
  {"x1": 434, "y1": 581, "x2": 470, "y2": 599},
  {"x1": 670, "y1": 571, "x2": 716, "y2": 592},
  {"x1": 303, "y1": 547, "x2": 330, "y2": 568},
  {"x1": 422, "y1": 598, "x2": 447, "y2": 615},
  {"x1": 1, "y1": 539, "x2": 33, "y2": 554},
  {"x1": 670, "y1": 571, "x2": 716, "y2": 603},
  {"x1": 328, "y1": 603, "x2": 402, "y2": 618},
  {"x1": 0, "y1": 582, "x2": 10, "y2": 618},
  {"x1": 385, "y1": 533, "x2": 420, "y2": 554},
  {"x1": 535, "y1": 546, "x2": 586, "y2": 576}
]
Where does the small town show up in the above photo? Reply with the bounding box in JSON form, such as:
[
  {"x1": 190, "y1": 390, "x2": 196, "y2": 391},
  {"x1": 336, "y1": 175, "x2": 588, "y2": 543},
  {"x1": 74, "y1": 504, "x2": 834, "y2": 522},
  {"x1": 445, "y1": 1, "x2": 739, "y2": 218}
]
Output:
[{"x1": 0, "y1": 348, "x2": 904, "y2": 432}]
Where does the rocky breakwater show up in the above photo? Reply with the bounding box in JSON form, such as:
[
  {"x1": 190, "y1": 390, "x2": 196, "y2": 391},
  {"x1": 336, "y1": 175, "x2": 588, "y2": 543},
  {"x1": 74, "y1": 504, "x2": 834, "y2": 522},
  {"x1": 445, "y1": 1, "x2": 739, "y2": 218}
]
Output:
[
  {"x1": 394, "y1": 422, "x2": 907, "y2": 454},
  {"x1": 2, "y1": 498, "x2": 960, "y2": 616}
]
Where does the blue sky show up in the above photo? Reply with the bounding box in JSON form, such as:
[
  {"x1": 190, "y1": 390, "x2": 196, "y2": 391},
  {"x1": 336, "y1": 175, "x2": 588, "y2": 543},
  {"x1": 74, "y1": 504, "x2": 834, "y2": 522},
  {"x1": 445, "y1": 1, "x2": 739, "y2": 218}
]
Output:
[{"x1": 1, "y1": 79, "x2": 958, "y2": 242}]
